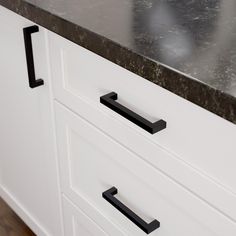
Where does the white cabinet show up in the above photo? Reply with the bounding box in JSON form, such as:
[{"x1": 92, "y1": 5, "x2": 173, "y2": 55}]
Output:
[
  {"x1": 48, "y1": 30, "x2": 236, "y2": 235},
  {"x1": 0, "y1": 6, "x2": 63, "y2": 236},
  {"x1": 1, "y1": 4, "x2": 236, "y2": 236}
]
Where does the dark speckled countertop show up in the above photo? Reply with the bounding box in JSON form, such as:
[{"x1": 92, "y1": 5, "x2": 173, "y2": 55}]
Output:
[{"x1": 1, "y1": 0, "x2": 236, "y2": 124}]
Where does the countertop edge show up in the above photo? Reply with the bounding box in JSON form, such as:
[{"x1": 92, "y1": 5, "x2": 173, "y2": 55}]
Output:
[{"x1": 1, "y1": 0, "x2": 236, "y2": 125}]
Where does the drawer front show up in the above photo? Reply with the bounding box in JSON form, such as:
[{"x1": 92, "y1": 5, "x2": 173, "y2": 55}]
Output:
[
  {"x1": 55, "y1": 102, "x2": 236, "y2": 236},
  {"x1": 63, "y1": 196, "x2": 109, "y2": 236},
  {"x1": 49, "y1": 32, "x2": 236, "y2": 221}
]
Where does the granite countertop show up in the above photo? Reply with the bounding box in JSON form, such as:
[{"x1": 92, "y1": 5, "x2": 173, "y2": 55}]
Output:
[{"x1": 1, "y1": 0, "x2": 236, "y2": 124}]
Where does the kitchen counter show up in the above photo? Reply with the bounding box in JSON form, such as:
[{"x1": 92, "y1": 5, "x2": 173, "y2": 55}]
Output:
[{"x1": 1, "y1": 0, "x2": 236, "y2": 124}]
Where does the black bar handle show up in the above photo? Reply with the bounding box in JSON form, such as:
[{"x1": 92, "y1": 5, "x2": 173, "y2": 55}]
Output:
[
  {"x1": 100, "y1": 92, "x2": 166, "y2": 134},
  {"x1": 102, "y1": 187, "x2": 160, "y2": 234},
  {"x1": 23, "y1": 25, "x2": 44, "y2": 88}
]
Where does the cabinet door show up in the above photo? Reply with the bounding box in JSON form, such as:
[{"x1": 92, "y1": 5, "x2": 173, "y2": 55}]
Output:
[{"x1": 0, "y1": 6, "x2": 63, "y2": 236}]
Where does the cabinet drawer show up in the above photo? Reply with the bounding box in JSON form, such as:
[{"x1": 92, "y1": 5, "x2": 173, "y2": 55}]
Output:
[
  {"x1": 49, "y1": 32, "x2": 236, "y2": 221},
  {"x1": 55, "y1": 102, "x2": 236, "y2": 236}
]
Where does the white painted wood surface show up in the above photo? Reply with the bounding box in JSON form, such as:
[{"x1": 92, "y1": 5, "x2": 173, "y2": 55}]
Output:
[
  {"x1": 55, "y1": 102, "x2": 236, "y2": 236},
  {"x1": 0, "y1": 6, "x2": 63, "y2": 236}
]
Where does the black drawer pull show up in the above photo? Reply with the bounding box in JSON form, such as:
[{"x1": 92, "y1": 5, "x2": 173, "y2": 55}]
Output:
[
  {"x1": 23, "y1": 25, "x2": 44, "y2": 88},
  {"x1": 102, "y1": 187, "x2": 160, "y2": 234},
  {"x1": 100, "y1": 92, "x2": 166, "y2": 134}
]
